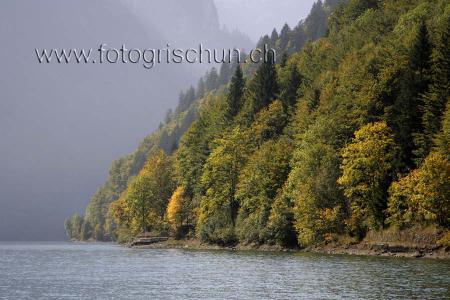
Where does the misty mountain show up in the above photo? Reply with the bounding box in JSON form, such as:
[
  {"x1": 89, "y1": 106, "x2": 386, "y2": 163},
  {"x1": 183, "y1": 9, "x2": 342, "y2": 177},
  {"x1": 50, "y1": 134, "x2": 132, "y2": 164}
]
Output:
[
  {"x1": 0, "y1": 0, "x2": 251, "y2": 240},
  {"x1": 215, "y1": 0, "x2": 317, "y2": 42}
]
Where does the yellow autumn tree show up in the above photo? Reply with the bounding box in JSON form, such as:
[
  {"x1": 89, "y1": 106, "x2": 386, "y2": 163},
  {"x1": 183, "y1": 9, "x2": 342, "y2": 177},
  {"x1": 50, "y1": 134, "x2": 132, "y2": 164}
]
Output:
[
  {"x1": 166, "y1": 186, "x2": 188, "y2": 237},
  {"x1": 387, "y1": 152, "x2": 450, "y2": 228},
  {"x1": 108, "y1": 197, "x2": 133, "y2": 243},
  {"x1": 338, "y1": 121, "x2": 399, "y2": 231}
]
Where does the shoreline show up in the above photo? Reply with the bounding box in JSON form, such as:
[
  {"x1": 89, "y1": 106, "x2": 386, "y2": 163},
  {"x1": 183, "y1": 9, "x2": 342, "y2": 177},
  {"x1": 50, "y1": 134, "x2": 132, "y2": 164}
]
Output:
[{"x1": 129, "y1": 238, "x2": 450, "y2": 259}]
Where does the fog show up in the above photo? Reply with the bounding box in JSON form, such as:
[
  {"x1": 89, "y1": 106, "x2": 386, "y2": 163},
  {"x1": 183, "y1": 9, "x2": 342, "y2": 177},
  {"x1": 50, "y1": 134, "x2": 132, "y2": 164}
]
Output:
[
  {"x1": 0, "y1": 0, "x2": 315, "y2": 240},
  {"x1": 215, "y1": 0, "x2": 317, "y2": 42}
]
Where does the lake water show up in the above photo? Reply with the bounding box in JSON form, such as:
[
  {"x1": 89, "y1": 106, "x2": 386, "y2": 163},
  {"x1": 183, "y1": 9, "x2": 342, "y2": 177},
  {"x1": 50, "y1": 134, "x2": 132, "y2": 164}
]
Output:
[{"x1": 0, "y1": 242, "x2": 449, "y2": 299}]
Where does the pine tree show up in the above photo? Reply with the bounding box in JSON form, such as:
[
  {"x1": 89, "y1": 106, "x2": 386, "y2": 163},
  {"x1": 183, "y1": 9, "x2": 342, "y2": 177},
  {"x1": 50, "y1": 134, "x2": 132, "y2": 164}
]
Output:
[
  {"x1": 226, "y1": 65, "x2": 245, "y2": 118},
  {"x1": 218, "y1": 62, "x2": 231, "y2": 85},
  {"x1": 278, "y1": 23, "x2": 292, "y2": 51},
  {"x1": 389, "y1": 20, "x2": 432, "y2": 168},
  {"x1": 411, "y1": 20, "x2": 432, "y2": 90},
  {"x1": 418, "y1": 12, "x2": 450, "y2": 162},
  {"x1": 258, "y1": 34, "x2": 271, "y2": 50},
  {"x1": 205, "y1": 68, "x2": 219, "y2": 90},
  {"x1": 281, "y1": 65, "x2": 303, "y2": 108},
  {"x1": 270, "y1": 28, "x2": 279, "y2": 48},
  {"x1": 249, "y1": 51, "x2": 279, "y2": 113},
  {"x1": 435, "y1": 101, "x2": 450, "y2": 160},
  {"x1": 291, "y1": 25, "x2": 306, "y2": 52},
  {"x1": 304, "y1": 0, "x2": 327, "y2": 40},
  {"x1": 196, "y1": 78, "x2": 206, "y2": 99},
  {"x1": 177, "y1": 86, "x2": 196, "y2": 113}
]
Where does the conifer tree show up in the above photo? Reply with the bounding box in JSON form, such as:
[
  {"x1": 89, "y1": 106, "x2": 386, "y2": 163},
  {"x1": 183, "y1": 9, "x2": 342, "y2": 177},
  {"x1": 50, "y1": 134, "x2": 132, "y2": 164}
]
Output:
[
  {"x1": 435, "y1": 101, "x2": 450, "y2": 160},
  {"x1": 417, "y1": 12, "x2": 450, "y2": 162},
  {"x1": 218, "y1": 62, "x2": 231, "y2": 85},
  {"x1": 249, "y1": 51, "x2": 279, "y2": 113},
  {"x1": 270, "y1": 28, "x2": 279, "y2": 48},
  {"x1": 280, "y1": 65, "x2": 303, "y2": 108},
  {"x1": 278, "y1": 23, "x2": 292, "y2": 51},
  {"x1": 389, "y1": 20, "x2": 432, "y2": 168},
  {"x1": 226, "y1": 65, "x2": 245, "y2": 118},
  {"x1": 205, "y1": 68, "x2": 219, "y2": 91},
  {"x1": 196, "y1": 78, "x2": 206, "y2": 99}
]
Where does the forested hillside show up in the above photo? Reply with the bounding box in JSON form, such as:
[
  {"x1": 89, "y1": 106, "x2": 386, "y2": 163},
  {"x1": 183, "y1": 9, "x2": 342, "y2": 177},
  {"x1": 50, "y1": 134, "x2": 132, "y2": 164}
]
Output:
[{"x1": 66, "y1": 0, "x2": 449, "y2": 249}]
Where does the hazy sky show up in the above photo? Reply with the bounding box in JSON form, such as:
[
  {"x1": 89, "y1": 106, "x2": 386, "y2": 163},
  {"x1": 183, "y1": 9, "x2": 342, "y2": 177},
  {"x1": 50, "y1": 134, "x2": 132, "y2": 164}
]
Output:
[
  {"x1": 215, "y1": 0, "x2": 317, "y2": 42},
  {"x1": 0, "y1": 0, "x2": 318, "y2": 241}
]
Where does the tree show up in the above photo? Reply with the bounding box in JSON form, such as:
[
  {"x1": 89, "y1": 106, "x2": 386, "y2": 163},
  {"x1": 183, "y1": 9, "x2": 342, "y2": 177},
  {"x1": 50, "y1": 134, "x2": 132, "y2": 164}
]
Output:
[
  {"x1": 226, "y1": 65, "x2": 245, "y2": 118},
  {"x1": 198, "y1": 127, "x2": 253, "y2": 244},
  {"x1": 235, "y1": 138, "x2": 293, "y2": 244},
  {"x1": 124, "y1": 150, "x2": 175, "y2": 234},
  {"x1": 387, "y1": 152, "x2": 450, "y2": 228},
  {"x1": 219, "y1": 62, "x2": 232, "y2": 85},
  {"x1": 270, "y1": 28, "x2": 279, "y2": 48},
  {"x1": 386, "y1": 20, "x2": 433, "y2": 168},
  {"x1": 342, "y1": 0, "x2": 378, "y2": 23},
  {"x1": 435, "y1": 101, "x2": 450, "y2": 160},
  {"x1": 291, "y1": 142, "x2": 344, "y2": 246},
  {"x1": 177, "y1": 86, "x2": 196, "y2": 113},
  {"x1": 303, "y1": 0, "x2": 327, "y2": 41},
  {"x1": 64, "y1": 213, "x2": 84, "y2": 240},
  {"x1": 250, "y1": 100, "x2": 288, "y2": 144},
  {"x1": 278, "y1": 23, "x2": 292, "y2": 51},
  {"x1": 176, "y1": 94, "x2": 229, "y2": 199},
  {"x1": 417, "y1": 12, "x2": 450, "y2": 162},
  {"x1": 166, "y1": 186, "x2": 189, "y2": 238},
  {"x1": 80, "y1": 220, "x2": 92, "y2": 241},
  {"x1": 248, "y1": 51, "x2": 279, "y2": 113},
  {"x1": 64, "y1": 219, "x2": 72, "y2": 239},
  {"x1": 280, "y1": 64, "x2": 303, "y2": 108},
  {"x1": 338, "y1": 122, "x2": 399, "y2": 230},
  {"x1": 267, "y1": 187, "x2": 297, "y2": 247},
  {"x1": 196, "y1": 77, "x2": 206, "y2": 99},
  {"x1": 205, "y1": 68, "x2": 219, "y2": 91}
]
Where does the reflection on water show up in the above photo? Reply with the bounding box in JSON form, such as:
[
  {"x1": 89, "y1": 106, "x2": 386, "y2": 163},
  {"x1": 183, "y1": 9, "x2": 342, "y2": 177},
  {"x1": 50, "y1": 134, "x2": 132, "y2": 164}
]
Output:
[{"x1": 0, "y1": 242, "x2": 449, "y2": 299}]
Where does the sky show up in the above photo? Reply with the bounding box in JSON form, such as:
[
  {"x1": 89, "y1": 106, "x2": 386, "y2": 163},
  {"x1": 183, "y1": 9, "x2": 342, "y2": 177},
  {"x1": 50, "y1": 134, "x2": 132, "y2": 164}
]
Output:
[
  {"x1": 215, "y1": 0, "x2": 317, "y2": 42},
  {"x1": 0, "y1": 0, "x2": 317, "y2": 240}
]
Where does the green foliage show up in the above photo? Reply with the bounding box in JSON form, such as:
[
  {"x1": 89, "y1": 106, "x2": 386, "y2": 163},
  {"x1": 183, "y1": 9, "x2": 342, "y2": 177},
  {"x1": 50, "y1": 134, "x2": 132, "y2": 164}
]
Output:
[
  {"x1": 387, "y1": 152, "x2": 450, "y2": 228},
  {"x1": 226, "y1": 65, "x2": 245, "y2": 118},
  {"x1": 290, "y1": 140, "x2": 344, "y2": 246},
  {"x1": 267, "y1": 187, "x2": 297, "y2": 247},
  {"x1": 435, "y1": 101, "x2": 450, "y2": 159},
  {"x1": 343, "y1": 0, "x2": 379, "y2": 23},
  {"x1": 338, "y1": 122, "x2": 399, "y2": 231},
  {"x1": 248, "y1": 52, "x2": 279, "y2": 114},
  {"x1": 417, "y1": 8, "x2": 450, "y2": 162},
  {"x1": 279, "y1": 64, "x2": 303, "y2": 108},
  {"x1": 235, "y1": 138, "x2": 293, "y2": 244},
  {"x1": 64, "y1": 214, "x2": 84, "y2": 241},
  {"x1": 250, "y1": 100, "x2": 288, "y2": 144},
  {"x1": 383, "y1": 18, "x2": 433, "y2": 168},
  {"x1": 123, "y1": 150, "x2": 175, "y2": 234},
  {"x1": 176, "y1": 94, "x2": 230, "y2": 198},
  {"x1": 198, "y1": 127, "x2": 252, "y2": 244},
  {"x1": 70, "y1": 0, "x2": 450, "y2": 248}
]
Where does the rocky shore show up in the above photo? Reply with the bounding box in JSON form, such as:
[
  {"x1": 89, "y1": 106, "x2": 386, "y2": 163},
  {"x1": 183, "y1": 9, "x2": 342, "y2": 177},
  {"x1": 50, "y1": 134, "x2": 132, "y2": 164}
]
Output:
[{"x1": 129, "y1": 238, "x2": 450, "y2": 259}]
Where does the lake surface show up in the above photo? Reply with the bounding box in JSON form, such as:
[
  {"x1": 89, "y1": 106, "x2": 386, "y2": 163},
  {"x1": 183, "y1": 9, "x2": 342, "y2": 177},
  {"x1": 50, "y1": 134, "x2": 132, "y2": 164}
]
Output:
[{"x1": 0, "y1": 242, "x2": 449, "y2": 299}]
